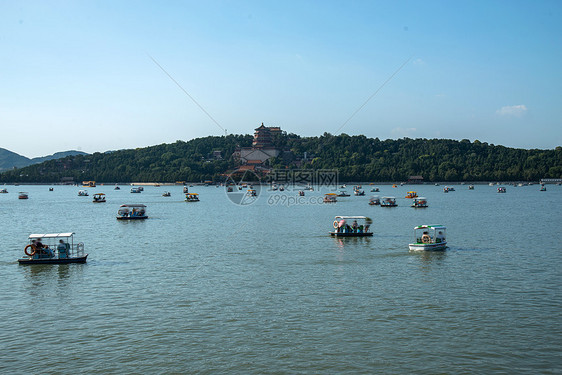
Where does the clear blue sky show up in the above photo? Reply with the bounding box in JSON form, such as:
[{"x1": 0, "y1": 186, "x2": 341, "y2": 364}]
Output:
[{"x1": 2, "y1": 0, "x2": 561, "y2": 157}]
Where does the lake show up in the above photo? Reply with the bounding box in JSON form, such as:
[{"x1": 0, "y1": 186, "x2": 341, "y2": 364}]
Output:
[{"x1": 0, "y1": 183, "x2": 560, "y2": 374}]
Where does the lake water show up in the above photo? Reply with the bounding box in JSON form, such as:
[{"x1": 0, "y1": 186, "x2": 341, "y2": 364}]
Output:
[{"x1": 1, "y1": 184, "x2": 561, "y2": 374}]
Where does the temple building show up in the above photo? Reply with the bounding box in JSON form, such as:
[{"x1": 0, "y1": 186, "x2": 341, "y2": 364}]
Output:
[{"x1": 233, "y1": 123, "x2": 286, "y2": 167}]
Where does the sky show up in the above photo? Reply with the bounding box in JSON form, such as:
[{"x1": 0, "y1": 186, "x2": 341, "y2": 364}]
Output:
[{"x1": 1, "y1": 0, "x2": 561, "y2": 158}]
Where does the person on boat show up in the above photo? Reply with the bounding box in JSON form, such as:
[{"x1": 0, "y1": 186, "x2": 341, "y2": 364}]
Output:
[
  {"x1": 352, "y1": 220, "x2": 358, "y2": 233},
  {"x1": 436, "y1": 231, "x2": 445, "y2": 243},
  {"x1": 57, "y1": 239, "x2": 69, "y2": 258},
  {"x1": 421, "y1": 231, "x2": 431, "y2": 244}
]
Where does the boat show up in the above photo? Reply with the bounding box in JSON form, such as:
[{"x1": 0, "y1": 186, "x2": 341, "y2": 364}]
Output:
[
  {"x1": 497, "y1": 187, "x2": 506, "y2": 193},
  {"x1": 18, "y1": 192, "x2": 29, "y2": 199},
  {"x1": 298, "y1": 190, "x2": 305, "y2": 196},
  {"x1": 114, "y1": 185, "x2": 120, "y2": 190},
  {"x1": 392, "y1": 184, "x2": 398, "y2": 188},
  {"x1": 130, "y1": 187, "x2": 142, "y2": 193},
  {"x1": 227, "y1": 186, "x2": 233, "y2": 192},
  {"x1": 337, "y1": 190, "x2": 350, "y2": 197},
  {"x1": 117, "y1": 204, "x2": 148, "y2": 220},
  {"x1": 92, "y1": 193, "x2": 106, "y2": 203},
  {"x1": 409, "y1": 225, "x2": 447, "y2": 251},
  {"x1": 323, "y1": 193, "x2": 337, "y2": 203},
  {"x1": 354, "y1": 187, "x2": 365, "y2": 196},
  {"x1": 0, "y1": 188, "x2": 8, "y2": 193},
  {"x1": 540, "y1": 184, "x2": 546, "y2": 191},
  {"x1": 247, "y1": 189, "x2": 257, "y2": 197},
  {"x1": 185, "y1": 193, "x2": 200, "y2": 202},
  {"x1": 162, "y1": 191, "x2": 171, "y2": 197},
  {"x1": 380, "y1": 196, "x2": 397, "y2": 207},
  {"x1": 368, "y1": 196, "x2": 380, "y2": 205},
  {"x1": 82, "y1": 180, "x2": 96, "y2": 187},
  {"x1": 18, "y1": 232, "x2": 88, "y2": 264},
  {"x1": 183, "y1": 186, "x2": 190, "y2": 193},
  {"x1": 78, "y1": 190, "x2": 89, "y2": 196},
  {"x1": 468, "y1": 185, "x2": 475, "y2": 190},
  {"x1": 370, "y1": 187, "x2": 379, "y2": 192},
  {"x1": 411, "y1": 197, "x2": 428, "y2": 208},
  {"x1": 405, "y1": 191, "x2": 418, "y2": 198},
  {"x1": 49, "y1": 187, "x2": 54, "y2": 191},
  {"x1": 330, "y1": 216, "x2": 373, "y2": 237},
  {"x1": 279, "y1": 185, "x2": 285, "y2": 192}
]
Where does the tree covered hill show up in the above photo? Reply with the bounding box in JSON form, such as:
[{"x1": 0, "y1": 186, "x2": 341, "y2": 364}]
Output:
[
  {"x1": 0, "y1": 148, "x2": 87, "y2": 172},
  {"x1": 0, "y1": 133, "x2": 560, "y2": 183}
]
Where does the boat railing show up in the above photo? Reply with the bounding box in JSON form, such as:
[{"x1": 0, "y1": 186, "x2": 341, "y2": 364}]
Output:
[{"x1": 30, "y1": 242, "x2": 85, "y2": 259}]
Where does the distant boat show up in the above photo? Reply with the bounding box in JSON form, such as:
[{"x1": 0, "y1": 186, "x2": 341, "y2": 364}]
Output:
[{"x1": 18, "y1": 192, "x2": 29, "y2": 199}]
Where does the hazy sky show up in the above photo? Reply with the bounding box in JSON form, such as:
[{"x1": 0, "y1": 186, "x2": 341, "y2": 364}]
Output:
[{"x1": 2, "y1": 0, "x2": 561, "y2": 158}]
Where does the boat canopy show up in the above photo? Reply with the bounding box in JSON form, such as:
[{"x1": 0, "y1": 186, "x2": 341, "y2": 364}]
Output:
[
  {"x1": 94, "y1": 193, "x2": 105, "y2": 196},
  {"x1": 414, "y1": 197, "x2": 427, "y2": 200},
  {"x1": 413, "y1": 224, "x2": 446, "y2": 230},
  {"x1": 119, "y1": 204, "x2": 146, "y2": 208},
  {"x1": 29, "y1": 232, "x2": 74, "y2": 239}
]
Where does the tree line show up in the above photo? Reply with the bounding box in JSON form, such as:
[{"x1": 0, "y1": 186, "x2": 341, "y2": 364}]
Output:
[{"x1": 0, "y1": 133, "x2": 560, "y2": 183}]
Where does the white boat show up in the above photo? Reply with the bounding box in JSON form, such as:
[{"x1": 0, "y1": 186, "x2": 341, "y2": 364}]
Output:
[
  {"x1": 18, "y1": 232, "x2": 88, "y2": 264},
  {"x1": 330, "y1": 216, "x2": 373, "y2": 237},
  {"x1": 409, "y1": 225, "x2": 447, "y2": 251},
  {"x1": 380, "y1": 196, "x2": 397, "y2": 207},
  {"x1": 368, "y1": 196, "x2": 380, "y2": 205},
  {"x1": 78, "y1": 190, "x2": 89, "y2": 196},
  {"x1": 497, "y1": 187, "x2": 506, "y2": 193},
  {"x1": 130, "y1": 187, "x2": 142, "y2": 193},
  {"x1": 0, "y1": 188, "x2": 8, "y2": 193},
  {"x1": 93, "y1": 193, "x2": 106, "y2": 203},
  {"x1": 117, "y1": 204, "x2": 147, "y2": 220},
  {"x1": 411, "y1": 197, "x2": 428, "y2": 208},
  {"x1": 185, "y1": 193, "x2": 200, "y2": 202}
]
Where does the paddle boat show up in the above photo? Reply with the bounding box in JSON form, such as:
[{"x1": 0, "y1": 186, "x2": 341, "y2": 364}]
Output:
[
  {"x1": 323, "y1": 193, "x2": 337, "y2": 203},
  {"x1": 114, "y1": 185, "x2": 120, "y2": 190},
  {"x1": 49, "y1": 187, "x2": 54, "y2": 191},
  {"x1": 468, "y1": 185, "x2": 475, "y2": 190},
  {"x1": 370, "y1": 187, "x2": 379, "y2": 192},
  {"x1": 185, "y1": 193, "x2": 200, "y2": 202},
  {"x1": 411, "y1": 197, "x2": 428, "y2": 208},
  {"x1": 405, "y1": 191, "x2": 418, "y2": 198},
  {"x1": 0, "y1": 187, "x2": 7, "y2": 193},
  {"x1": 380, "y1": 196, "x2": 397, "y2": 207},
  {"x1": 93, "y1": 193, "x2": 106, "y2": 203},
  {"x1": 227, "y1": 186, "x2": 233, "y2": 192},
  {"x1": 540, "y1": 184, "x2": 546, "y2": 191},
  {"x1": 117, "y1": 204, "x2": 147, "y2": 220},
  {"x1": 354, "y1": 188, "x2": 365, "y2": 196},
  {"x1": 497, "y1": 187, "x2": 506, "y2": 193},
  {"x1": 18, "y1": 192, "x2": 29, "y2": 199},
  {"x1": 443, "y1": 186, "x2": 455, "y2": 193},
  {"x1": 409, "y1": 225, "x2": 447, "y2": 251},
  {"x1": 162, "y1": 191, "x2": 171, "y2": 197},
  {"x1": 330, "y1": 216, "x2": 373, "y2": 237},
  {"x1": 183, "y1": 186, "x2": 190, "y2": 193},
  {"x1": 298, "y1": 190, "x2": 305, "y2": 196},
  {"x1": 247, "y1": 189, "x2": 257, "y2": 197},
  {"x1": 18, "y1": 232, "x2": 88, "y2": 264},
  {"x1": 130, "y1": 187, "x2": 142, "y2": 193},
  {"x1": 78, "y1": 190, "x2": 89, "y2": 196},
  {"x1": 368, "y1": 196, "x2": 380, "y2": 205},
  {"x1": 337, "y1": 190, "x2": 350, "y2": 197}
]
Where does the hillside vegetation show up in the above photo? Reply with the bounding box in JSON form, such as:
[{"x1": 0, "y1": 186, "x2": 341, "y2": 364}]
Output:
[{"x1": 0, "y1": 133, "x2": 560, "y2": 183}]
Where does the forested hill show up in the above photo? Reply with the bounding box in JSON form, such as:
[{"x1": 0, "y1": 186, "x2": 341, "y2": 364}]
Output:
[
  {"x1": 0, "y1": 133, "x2": 560, "y2": 183},
  {"x1": 0, "y1": 148, "x2": 87, "y2": 172}
]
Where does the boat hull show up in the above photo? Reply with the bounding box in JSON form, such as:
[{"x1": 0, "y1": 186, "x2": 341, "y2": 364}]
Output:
[
  {"x1": 18, "y1": 254, "x2": 88, "y2": 264},
  {"x1": 330, "y1": 232, "x2": 373, "y2": 237},
  {"x1": 408, "y1": 242, "x2": 447, "y2": 251},
  {"x1": 116, "y1": 216, "x2": 148, "y2": 220}
]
